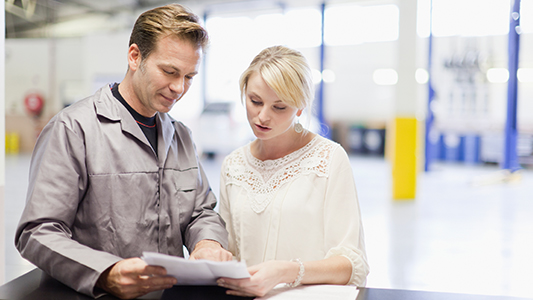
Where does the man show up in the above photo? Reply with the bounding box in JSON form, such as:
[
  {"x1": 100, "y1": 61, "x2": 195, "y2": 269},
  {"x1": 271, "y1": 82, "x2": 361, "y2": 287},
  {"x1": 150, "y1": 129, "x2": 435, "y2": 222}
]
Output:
[{"x1": 15, "y1": 4, "x2": 231, "y2": 299}]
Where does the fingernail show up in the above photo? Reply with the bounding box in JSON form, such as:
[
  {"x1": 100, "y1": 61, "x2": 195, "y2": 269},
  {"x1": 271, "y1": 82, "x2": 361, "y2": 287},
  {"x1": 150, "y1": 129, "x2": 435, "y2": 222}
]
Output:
[{"x1": 217, "y1": 280, "x2": 227, "y2": 287}]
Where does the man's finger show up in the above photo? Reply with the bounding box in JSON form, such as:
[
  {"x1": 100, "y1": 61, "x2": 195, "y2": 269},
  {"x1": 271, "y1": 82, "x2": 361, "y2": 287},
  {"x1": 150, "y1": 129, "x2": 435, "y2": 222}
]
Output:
[
  {"x1": 141, "y1": 265, "x2": 168, "y2": 277},
  {"x1": 138, "y1": 273, "x2": 177, "y2": 286}
]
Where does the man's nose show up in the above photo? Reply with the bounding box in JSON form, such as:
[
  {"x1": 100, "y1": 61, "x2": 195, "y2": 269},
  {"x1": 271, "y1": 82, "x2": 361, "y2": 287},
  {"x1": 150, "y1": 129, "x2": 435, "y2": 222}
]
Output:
[{"x1": 169, "y1": 77, "x2": 185, "y2": 96}]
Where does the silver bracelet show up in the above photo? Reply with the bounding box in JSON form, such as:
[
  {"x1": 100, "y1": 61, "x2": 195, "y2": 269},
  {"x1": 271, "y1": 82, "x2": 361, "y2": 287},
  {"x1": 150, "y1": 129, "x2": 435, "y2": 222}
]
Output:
[{"x1": 288, "y1": 258, "x2": 305, "y2": 288}]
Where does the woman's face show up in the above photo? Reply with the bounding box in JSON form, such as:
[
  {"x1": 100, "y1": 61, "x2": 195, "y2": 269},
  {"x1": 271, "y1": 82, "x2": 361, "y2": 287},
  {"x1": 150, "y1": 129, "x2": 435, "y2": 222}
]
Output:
[{"x1": 245, "y1": 72, "x2": 300, "y2": 141}]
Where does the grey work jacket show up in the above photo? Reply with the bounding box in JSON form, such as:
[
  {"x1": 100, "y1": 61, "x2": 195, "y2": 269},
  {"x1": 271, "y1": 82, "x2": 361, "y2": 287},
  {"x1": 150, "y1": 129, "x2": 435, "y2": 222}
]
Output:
[{"x1": 15, "y1": 85, "x2": 228, "y2": 297}]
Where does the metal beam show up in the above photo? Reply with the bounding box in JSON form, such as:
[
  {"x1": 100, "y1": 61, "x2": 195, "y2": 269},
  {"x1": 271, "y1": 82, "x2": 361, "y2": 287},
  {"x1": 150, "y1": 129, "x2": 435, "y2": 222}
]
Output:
[
  {"x1": 424, "y1": 0, "x2": 435, "y2": 172},
  {"x1": 317, "y1": 1, "x2": 328, "y2": 137},
  {"x1": 502, "y1": 0, "x2": 521, "y2": 171}
]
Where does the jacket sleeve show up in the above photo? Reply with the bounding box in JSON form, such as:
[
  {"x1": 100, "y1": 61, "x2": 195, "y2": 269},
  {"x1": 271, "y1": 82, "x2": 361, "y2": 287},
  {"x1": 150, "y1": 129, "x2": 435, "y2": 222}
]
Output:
[
  {"x1": 180, "y1": 126, "x2": 229, "y2": 252},
  {"x1": 218, "y1": 157, "x2": 237, "y2": 257},
  {"x1": 15, "y1": 117, "x2": 121, "y2": 298},
  {"x1": 323, "y1": 145, "x2": 370, "y2": 286}
]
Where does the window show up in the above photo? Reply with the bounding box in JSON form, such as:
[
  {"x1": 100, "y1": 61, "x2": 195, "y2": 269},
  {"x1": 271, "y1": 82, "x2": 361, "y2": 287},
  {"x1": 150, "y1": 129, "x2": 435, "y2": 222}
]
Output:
[
  {"x1": 325, "y1": 4, "x2": 399, "y2": 45},
  {"x1": 418, "y1": 0, "x2": 511, "y2": 37}
]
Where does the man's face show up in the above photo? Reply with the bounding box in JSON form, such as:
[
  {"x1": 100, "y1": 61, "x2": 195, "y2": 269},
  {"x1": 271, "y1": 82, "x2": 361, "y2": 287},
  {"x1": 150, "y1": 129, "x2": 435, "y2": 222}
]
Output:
[{"x1": 130, "y1": 35, "x2": 202, "y2": 117}]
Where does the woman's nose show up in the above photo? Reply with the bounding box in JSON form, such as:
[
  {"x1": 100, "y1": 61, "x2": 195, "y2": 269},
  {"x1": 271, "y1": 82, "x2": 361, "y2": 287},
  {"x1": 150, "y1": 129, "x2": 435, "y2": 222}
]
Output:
[{"x1": 258, "y1": 107, "x2": 270, "y2": 123}]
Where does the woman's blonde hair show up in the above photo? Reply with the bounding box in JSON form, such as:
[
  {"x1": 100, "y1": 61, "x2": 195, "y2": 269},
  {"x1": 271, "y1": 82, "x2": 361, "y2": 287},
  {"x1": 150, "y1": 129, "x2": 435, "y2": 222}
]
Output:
[{"x1": 239, "y1": 46, "x2": 314, "y2": 110}]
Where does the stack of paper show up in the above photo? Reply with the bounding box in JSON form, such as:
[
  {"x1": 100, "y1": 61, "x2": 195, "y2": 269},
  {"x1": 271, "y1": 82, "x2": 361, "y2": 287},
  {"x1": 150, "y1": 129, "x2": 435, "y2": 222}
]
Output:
[{"x1": 141, "y1": 252, "x2": 250, "y2": 285}]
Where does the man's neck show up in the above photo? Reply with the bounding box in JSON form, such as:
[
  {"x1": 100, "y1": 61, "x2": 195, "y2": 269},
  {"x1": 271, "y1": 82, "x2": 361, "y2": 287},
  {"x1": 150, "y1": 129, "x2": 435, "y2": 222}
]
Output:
[{"x1": 118, "y1": 78, "x2": 156, "y2": 118}]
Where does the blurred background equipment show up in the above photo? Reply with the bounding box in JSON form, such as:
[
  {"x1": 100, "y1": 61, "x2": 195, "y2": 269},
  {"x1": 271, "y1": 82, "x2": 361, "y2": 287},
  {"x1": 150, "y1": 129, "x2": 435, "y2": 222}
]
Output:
[{"x1": 197, "y1": 101, "x2": 253, "y2": 159}]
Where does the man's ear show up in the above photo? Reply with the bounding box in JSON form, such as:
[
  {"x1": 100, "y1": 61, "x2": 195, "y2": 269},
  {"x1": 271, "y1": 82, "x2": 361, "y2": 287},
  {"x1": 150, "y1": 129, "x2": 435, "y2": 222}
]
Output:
[{"x1": 127, "y1": 44, "x2": 142, "y2": 71}]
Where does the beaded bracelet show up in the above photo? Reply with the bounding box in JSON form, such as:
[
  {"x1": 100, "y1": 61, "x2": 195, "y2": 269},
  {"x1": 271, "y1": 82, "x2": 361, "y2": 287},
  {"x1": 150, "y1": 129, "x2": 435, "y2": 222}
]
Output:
[{"x1": 288, "y1": 258, "x2": 305, "y2": 288}]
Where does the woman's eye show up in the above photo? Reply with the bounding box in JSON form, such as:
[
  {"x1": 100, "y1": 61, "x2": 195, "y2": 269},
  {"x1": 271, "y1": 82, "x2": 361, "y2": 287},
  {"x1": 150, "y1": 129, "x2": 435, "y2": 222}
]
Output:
[
  {"x1": 274, "y1": 106, "x2": 286, "y2": 110},
  {"x1": 251, "y1": 99, "x2": 261, "y2": 105}
]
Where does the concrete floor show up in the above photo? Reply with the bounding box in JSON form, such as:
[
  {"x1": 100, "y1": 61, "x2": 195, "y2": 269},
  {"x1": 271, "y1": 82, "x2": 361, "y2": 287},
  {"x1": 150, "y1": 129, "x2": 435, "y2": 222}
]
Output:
[{"x1": 3, "y1": 153, "x2": 533, "y2": 299}]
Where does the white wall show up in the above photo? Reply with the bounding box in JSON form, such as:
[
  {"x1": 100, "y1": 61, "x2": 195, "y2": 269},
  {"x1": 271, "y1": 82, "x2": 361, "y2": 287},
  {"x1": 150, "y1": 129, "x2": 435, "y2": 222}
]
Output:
[
  {"x1": 5, "y1": 39, "x2": 52, "y2": 116},
  {"x1": 5, "y1": 38, "x2": 88, "y2": 117},
  {"x1": 5, "y1": 2, "x2": 533, "y2": 153},
  {"x1": 324, "y1": 42, "x2": 397, "y2": 124},
  {"x1": 6, "y1": 34, "x2": 533, "y2": 138}
]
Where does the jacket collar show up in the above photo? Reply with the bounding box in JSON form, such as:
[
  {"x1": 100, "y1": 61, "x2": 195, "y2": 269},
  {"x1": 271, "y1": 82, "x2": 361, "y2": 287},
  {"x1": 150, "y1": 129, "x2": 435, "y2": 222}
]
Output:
[
  {"x1": 157, "y1": 111, "x2": 176, "y2": 159},
  {"x1": 94, "y1": 84, "x2": 176, "y2": 159}
]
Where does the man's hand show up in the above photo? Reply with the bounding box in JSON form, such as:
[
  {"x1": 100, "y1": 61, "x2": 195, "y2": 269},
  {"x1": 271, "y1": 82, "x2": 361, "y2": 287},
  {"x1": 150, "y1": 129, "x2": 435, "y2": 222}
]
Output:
[
  {"x1": 189, "y1": 240, "x2": 232, "y2": 261},
  {"x1": 96, "y1": 257, "x2": 177, "y2": 299}
]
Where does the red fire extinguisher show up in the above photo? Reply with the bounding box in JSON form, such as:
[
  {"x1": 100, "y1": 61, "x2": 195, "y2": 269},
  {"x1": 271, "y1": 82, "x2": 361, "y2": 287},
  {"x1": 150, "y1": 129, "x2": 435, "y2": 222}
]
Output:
[{"x1": 24, "y1": 92, "x2": 45, "y2": 117}]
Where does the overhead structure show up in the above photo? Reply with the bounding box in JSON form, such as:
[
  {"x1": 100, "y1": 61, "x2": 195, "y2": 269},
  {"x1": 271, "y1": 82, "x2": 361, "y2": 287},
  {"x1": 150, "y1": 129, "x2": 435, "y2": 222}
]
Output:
[
  {"x1": 3, "y1": 0, "x2": 240, "y2": 38},
  {"x1": 5, "y1": 0, "x2": 37, "y2": 20}
]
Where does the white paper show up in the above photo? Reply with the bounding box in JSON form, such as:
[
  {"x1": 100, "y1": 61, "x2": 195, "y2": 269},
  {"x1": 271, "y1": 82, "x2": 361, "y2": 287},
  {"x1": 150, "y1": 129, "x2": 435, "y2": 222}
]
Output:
[
  {"x1": 141, "y1": 252, "x2": 250, "y2": 285},
  {"x1": 256, "y1": 285, "x2": 359, "y2": 300}
]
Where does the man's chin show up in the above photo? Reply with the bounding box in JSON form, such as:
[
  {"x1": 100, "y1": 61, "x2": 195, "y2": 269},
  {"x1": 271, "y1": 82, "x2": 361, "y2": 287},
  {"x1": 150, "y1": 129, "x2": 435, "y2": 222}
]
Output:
[{"x1": 157, "y1": 104, "x2": 174, "y2": 114}]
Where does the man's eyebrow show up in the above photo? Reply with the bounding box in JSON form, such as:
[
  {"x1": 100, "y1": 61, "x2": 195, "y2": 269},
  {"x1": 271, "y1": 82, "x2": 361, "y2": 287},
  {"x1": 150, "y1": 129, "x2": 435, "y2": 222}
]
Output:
[{"x1": 165, "y1": 65, "x2": 198, "y2": 76}]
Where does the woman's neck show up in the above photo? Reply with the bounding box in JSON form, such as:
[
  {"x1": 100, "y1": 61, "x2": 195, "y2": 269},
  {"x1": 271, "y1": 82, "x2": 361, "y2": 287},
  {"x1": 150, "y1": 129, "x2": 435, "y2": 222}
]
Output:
[{"x1": 251, "y1": 131, "x2": 316, "y2": 161}]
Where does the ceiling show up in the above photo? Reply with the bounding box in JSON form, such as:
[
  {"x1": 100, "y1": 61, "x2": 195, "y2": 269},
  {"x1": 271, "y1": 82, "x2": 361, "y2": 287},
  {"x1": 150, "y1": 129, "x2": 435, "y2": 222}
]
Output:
[
  {"x1": 4, "y1": 0, "x2": 260, "y2": 38},
  {"x1": 4, "y1": 0, "x2": 371, "y2": 39}
]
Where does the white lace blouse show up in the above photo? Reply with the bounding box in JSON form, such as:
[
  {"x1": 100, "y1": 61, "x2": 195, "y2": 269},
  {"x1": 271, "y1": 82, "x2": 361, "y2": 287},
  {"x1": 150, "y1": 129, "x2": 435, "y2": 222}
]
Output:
[{"x1": 219, "y1": 135, "x2": 369, "y2": 286}]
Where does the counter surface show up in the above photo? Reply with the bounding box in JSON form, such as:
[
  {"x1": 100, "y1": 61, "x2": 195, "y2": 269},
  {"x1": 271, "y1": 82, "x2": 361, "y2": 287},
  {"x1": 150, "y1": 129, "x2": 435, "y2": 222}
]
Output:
[{"x1": 0, "y1": 269, "x2": 530, "y2": 300}]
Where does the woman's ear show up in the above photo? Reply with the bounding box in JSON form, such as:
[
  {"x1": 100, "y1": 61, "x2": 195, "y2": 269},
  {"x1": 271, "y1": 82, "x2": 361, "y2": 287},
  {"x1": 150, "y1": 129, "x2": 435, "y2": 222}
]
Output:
[{"x1": 296, "y1": 109, "x2": 303, "y2": 117}]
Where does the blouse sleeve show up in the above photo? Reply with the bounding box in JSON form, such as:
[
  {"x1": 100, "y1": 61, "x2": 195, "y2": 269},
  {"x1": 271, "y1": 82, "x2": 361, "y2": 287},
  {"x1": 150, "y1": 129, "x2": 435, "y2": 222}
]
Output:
[
  {"x1": 219, "y1": 156, "x2": 238, "y2": 258},
  {"x1": 323, "y1": 145, "x2": 370, "y2": 286}
]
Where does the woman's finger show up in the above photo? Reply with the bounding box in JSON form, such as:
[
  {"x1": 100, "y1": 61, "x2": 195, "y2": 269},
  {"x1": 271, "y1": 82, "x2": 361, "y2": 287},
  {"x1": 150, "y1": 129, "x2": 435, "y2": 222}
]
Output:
[{"x1": 226, "y1": 289, "x2": 257, "y2": 297}]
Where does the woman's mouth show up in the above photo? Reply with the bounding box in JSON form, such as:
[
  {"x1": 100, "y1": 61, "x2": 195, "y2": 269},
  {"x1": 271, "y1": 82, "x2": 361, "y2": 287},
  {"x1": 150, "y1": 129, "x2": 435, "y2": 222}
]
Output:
[{"x1": 255, "y1": 124, "x2": 271, "y2": 132}]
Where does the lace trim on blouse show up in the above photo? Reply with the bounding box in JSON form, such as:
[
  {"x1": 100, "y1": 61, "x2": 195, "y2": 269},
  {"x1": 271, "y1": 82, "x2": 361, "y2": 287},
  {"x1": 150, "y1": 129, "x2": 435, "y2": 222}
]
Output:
[{"x1": 223, "y1": 136, "x2": 337, "y2": 213}]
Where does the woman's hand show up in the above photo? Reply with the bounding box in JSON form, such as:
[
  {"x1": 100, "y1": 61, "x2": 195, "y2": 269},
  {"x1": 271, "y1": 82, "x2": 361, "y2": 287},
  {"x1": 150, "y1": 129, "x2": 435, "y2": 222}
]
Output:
[{"x1": 217, "y1": 260, "x2": 300, "y2": 297}]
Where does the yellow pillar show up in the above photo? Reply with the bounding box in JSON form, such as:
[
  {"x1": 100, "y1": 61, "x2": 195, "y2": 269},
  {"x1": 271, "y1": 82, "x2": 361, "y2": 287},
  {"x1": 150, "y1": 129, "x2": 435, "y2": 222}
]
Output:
[
  {"x1": 392, "y1": 0, "x2": 419, "y2": 200},
  {"x1": 5, "y1": 132, "x2": 20, "y2": 154},
  {"x1": 392, "y1": 118, "x2": 418, "y2": 199}
]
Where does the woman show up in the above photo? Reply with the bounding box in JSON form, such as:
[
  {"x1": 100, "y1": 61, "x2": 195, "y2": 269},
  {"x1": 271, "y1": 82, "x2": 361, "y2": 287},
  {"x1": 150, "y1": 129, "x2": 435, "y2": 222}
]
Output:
[{"x1": 218, "y1": 45, "x2": 369, "y2": 297}]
